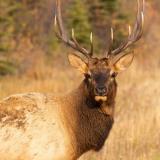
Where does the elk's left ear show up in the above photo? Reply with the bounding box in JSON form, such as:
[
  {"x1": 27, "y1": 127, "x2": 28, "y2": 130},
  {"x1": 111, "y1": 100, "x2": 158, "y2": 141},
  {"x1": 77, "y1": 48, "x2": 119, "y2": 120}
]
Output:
[
  {"x1": 68, "y1": 54, "x2": 88, "y2": 74},
  {"x1": 112, "y1": 53, "x2": 134, "y2": 72}
]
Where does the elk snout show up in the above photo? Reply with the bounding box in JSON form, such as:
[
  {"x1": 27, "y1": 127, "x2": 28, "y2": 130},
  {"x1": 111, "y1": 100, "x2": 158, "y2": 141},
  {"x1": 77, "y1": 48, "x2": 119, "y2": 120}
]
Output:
[{"x1": 95, "y1": 86, "x2": 107, "y2": 96}]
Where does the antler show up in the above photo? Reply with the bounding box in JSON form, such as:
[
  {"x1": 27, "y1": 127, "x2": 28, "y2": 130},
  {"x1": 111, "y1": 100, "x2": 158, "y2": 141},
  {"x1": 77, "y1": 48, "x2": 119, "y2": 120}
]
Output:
[
  {"x1": 54, "y1": 0, "x2": 144, "y2": 60},
  {"x1": 107, "y1": 0, "x2": 145, "y2": 60},
  {"x1": 54, "y1": 0, "x2": 93, "y2": 58}
]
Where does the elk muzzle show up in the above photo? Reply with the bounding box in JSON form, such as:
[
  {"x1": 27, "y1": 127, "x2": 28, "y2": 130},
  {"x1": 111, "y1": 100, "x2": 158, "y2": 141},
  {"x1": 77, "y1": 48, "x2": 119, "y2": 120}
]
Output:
[{"x1": 94, "y1": 86, "x2": 108, "y2": 102}]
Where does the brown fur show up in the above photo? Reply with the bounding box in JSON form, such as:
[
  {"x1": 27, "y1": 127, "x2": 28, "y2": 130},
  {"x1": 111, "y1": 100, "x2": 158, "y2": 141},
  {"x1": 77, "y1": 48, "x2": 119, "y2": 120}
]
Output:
[{"x1": 0, "y1": 77, "x2": 117, "y2": 160}]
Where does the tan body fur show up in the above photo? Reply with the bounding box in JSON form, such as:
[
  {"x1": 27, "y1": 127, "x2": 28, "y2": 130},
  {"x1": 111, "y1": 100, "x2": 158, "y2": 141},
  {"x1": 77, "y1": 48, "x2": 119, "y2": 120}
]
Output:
[{"x1": 0, "y1": 81, "x2": 116, "y2": 160}]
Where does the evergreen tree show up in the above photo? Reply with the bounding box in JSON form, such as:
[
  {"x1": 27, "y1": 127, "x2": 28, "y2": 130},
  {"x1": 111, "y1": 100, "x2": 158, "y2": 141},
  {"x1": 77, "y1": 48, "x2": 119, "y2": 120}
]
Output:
[
  {"x1": 87, "y1": 0, "x2": 129, "y2": 51},
  {"x1": 0, "y1": 0, "x2": 46, "y2": 75},
  {"x1": 66, "y1": 0, "x2": 92, "y2": 47},
  {"x1": 0, "y1": 0, "x2": 134, "y2": 76}
]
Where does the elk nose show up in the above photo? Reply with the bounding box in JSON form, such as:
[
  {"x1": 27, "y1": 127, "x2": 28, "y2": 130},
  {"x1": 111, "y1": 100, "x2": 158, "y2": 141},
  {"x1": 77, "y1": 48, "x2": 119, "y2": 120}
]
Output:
[{"x1": 95, "y1": 86, "x2": 107, "y2": 95}]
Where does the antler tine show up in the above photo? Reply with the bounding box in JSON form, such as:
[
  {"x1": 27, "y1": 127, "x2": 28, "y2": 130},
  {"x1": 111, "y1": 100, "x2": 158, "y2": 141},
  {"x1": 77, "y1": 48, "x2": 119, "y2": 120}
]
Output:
[
  {"x1": 54, "y1": 0, "x2": 91, "y2": 58},
  {"x1": 128, "y1": 25, "x2": 131, "y2": 36},
  {"x1": 111, "y1": 27, "x2": 114, "y2": 42},
  {"x1": 130, "y1": 0, "x2": 144, "y2": 41},
  {"x1": 89, "y1": 32, "x2": 93, "y2": 56},
  {"x1": 55, "y1": 0, "x2": 67, "y2": 40},
  {"x1": 106, "y1": 28, "x2": 114, "y2": 58},
  {"x1": 71, "y1": 28, "x2": 90, "y2": 57},
  {"x1": 110, "y1": 0, "x2": 144, "y2": 56}
]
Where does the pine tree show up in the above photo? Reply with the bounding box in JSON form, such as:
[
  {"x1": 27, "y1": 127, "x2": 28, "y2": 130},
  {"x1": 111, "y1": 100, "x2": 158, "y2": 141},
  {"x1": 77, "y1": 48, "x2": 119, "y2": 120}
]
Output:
[
  {"x1": 65, "y1": 0, "x2": 92, "y2": 47},
  {"x1": 86, "y1": 0, "x2": 117, "y2": 51}
]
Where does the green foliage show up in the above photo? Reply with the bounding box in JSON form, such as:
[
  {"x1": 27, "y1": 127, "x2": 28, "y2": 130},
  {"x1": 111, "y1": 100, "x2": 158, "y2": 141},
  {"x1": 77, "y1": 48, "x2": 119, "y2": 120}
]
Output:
[
  {"x1": 0, "y1": 0, "x2": 131, "y2": 53},
  {"x1": 102, "y1": 0, "x2": 117, "y2": 13},
  {"x1": 66, "y1": 0, "x2": 92, "y2": 47},
  {"x1": 0, "y1": 0, "x2": 45, "y2": 74},
  {"x1": 87, "y1": 0, "x2": 130, "y2": 51},
  {"x1": 0, "y1": 60, "x2": 17, "y2": 76},
  {"x1": 0, "y1": 0, "x2": 132, "y2": 75},
  {"x1": 0, "y1": 0, "x2": 20, "y2": 52},
  {"x1": 0, "y1": 0, "x2": 47, "y2": 52}
]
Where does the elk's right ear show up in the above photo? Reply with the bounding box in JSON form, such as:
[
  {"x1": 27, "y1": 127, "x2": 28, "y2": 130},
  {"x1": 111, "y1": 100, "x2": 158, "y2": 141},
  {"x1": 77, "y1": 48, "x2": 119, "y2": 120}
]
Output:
[
  {"x1": 112, "y1": 53, "x2": 134, "y2": 72},
  {"x1": 68, "y1": 54, "x2": 88, "y2": 74}
]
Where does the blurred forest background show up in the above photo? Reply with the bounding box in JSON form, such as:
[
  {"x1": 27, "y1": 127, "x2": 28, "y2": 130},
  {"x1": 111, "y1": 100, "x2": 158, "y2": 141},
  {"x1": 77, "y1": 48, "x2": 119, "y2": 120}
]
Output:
[{"x1": 0, "y1": 0, "x2": 160, "y2": 160}]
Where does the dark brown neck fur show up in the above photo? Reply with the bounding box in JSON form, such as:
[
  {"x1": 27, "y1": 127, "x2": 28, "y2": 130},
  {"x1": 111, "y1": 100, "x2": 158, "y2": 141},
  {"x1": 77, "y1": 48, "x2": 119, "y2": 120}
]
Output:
[{"x1": 60, "y1": 79, "x2": 117, "y2": 159}]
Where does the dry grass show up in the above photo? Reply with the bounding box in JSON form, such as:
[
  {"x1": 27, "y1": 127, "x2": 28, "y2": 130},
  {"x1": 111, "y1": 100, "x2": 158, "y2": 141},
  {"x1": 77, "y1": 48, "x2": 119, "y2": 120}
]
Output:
[{"x1": 0, "y1": 59, "x2": 159, "y2": 160}]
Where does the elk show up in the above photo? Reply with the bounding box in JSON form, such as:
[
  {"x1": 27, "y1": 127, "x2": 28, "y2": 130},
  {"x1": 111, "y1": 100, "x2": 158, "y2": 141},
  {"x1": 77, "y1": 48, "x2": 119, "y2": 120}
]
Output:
[{"x1": 0, "y1": 0, "x2": 144, "y2": 160}]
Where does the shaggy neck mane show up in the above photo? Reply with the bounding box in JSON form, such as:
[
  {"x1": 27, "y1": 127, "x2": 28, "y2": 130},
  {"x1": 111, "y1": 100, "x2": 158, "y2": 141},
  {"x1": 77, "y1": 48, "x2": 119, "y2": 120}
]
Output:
[{"x1": 60, "y1": 79, "x2": 116, "y2": 159}]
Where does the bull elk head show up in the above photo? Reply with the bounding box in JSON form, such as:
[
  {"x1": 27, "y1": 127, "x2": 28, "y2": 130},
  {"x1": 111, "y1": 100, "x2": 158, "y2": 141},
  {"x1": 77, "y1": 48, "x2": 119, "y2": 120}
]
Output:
[{"x1": 54, "y1": 0, "x2": 144, "y2": 102}]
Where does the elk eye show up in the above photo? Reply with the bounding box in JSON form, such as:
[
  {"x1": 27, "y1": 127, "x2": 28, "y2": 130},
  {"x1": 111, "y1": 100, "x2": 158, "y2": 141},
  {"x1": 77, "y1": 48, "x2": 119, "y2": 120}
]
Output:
[
  {"x1": 85, "y1": 73, "x2": 91, "y2": 79},
  {"x1": 111, "y1": 72, "x2": 117, "y2": 78}
]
